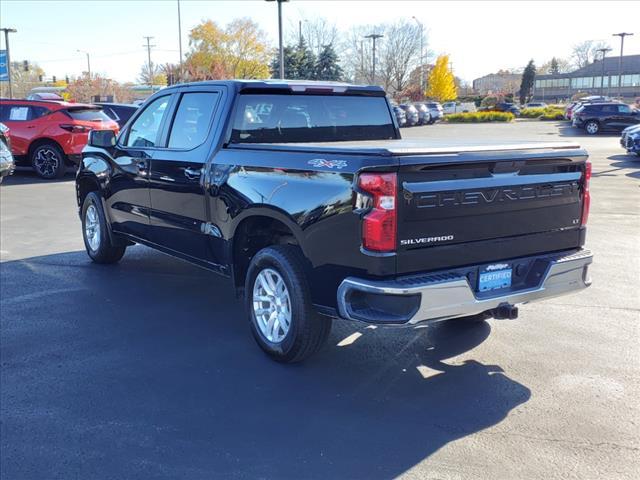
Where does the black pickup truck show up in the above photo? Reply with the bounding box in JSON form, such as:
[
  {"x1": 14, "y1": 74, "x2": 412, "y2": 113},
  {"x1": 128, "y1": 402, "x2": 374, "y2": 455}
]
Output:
[{"x1": 76, "y1": 80, "x2": 593, "y2": 362}]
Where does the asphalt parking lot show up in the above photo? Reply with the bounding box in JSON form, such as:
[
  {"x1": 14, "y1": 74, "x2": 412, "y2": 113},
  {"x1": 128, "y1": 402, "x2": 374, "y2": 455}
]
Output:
[{"x1": 1, "y1": 120, "x2": 639, "y2": 479}]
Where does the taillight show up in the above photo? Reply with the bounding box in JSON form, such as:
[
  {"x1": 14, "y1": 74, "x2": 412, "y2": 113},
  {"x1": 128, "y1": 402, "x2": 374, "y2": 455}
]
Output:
[
  {"x1": 59, "y1": 124, "x2": 92, "y2": 133},
  {"x1": 581, "y1": 161, "x2": 591, "y2": 226},
  {"x1": 358, "y1": 172, "x2": 397, "y2": 252}
]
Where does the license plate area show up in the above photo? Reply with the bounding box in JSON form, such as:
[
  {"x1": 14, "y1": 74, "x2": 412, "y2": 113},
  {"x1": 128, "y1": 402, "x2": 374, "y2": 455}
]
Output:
[{"x1": 478, "y1": 264, "x2": 512, "y2": 292}]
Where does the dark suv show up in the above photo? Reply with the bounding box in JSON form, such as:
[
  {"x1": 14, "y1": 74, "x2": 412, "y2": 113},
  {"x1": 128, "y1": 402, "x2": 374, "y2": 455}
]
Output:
[{"x1": 572, "y1": 102, "x2": 640, "y2": 135}]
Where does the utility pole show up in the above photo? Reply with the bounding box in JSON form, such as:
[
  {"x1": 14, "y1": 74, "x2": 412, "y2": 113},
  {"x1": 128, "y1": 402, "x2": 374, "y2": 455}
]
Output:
[
  {"x1": 77, "y1": 50, "x2": 91, "y2": 78},
  {"x1": 177, "y1": 0, "x2": 183, "y2": 82},
  {"x1": 365, "y1": 33, "x2": 383, "y2": 85},
  {"x1": 596, "y1": 47, "x2": 612, "y2": 96},
  {"x1": 143, "y1": 36, "x2": 156, "y2": 88},
  {"x1": 298, "y1": 20, "x2": 302, "y2": 48},
  {"x1": 1, "y1": 28, "x2": 17, "y2": 99},
  {"x1": 266, "y1": 0, "x2": 288, "y2": 79},
  {"x1": 612, "y1": 32, "x2": 633, "y2": 100},
  {"x1": 412, "y1": 17, "x2": 424, "y2": 98}
]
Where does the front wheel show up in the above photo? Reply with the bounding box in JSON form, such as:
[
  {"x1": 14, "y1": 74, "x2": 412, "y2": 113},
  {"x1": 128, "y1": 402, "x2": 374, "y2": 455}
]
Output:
[
  {"x1": 81, "y1": 192, "x2": 126, "y2": 264},
  {"x1": 585, "y1": 120, "x2": 600, "y2": 135},
  {"x1": 245, "y1": 245, "x2": 331, "y2": 363},
  {"x1": 31, "y1": 143, "x2": 67, "y2": 179}
]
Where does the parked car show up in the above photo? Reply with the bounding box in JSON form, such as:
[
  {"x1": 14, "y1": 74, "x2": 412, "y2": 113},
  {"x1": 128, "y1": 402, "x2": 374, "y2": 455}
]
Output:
[
  {"x1": 442, "y1": 101, "x2": 476, "y2": 114},
  {"x1": 525, "y1": 102, "x2": 547, "y2": 109},
  {"x1": 0, "y1": 122, "x2": 14, "y2": 183},
  {"x1": 422, "y1": 101, "x2": 444, "y2": 123},
  {"x1": 392, "y1": 105, "x2": 407, "y2": 127},
  {"x1": 572, "y1": 102, "x2": 640, "y2": 134},
  {"x1": 566, "y1": 97, "x2": 620, "y2": 120},
  {"x1": 399, "y1": 104, "x2": 419, "y2": 126},
  {"x1": 77, "y1": 80, "x2": 593, "y2": 363},
  {"x1": 620, "y1": 124, "x2": 640, "y2": 156},
  {"x1": 26, "y1": 92, "x2": 64, "y2": 101},
  {"x1": 0, "y1": 99, "x2": 119, "y2": 179},
  {"x1": 492, "y1": 102, "x2": 521, "y2": 116},
  {"x1": 412, "y1": 103, "x2": 432, "y2": 125},
  {"x1": 94, "y1": 102, "x2": 139, "y2": 129}
]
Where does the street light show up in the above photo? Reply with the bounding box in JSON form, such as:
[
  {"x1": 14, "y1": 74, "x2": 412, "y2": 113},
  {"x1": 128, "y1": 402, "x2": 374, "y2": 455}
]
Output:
[
  {"x1": 77, "y1": 49, "x2": 91, "y2": 79},
  {"x1": 612, "y1": 32, "x2": 633, "y2": 99},
  {"x1": 364, "y1": 33, "x2": 383, "y2": 85},
  {"x1": 412, "y1": 16, "x2": 424, "y2": 97},
  {"x1": 177, "y1": 0, "x2": 183, "y2": 82},
  {"x1": 1, "y1": 28, "x2": 17, "y2": 99},
  {"x1": 596, "y1": 47, "x2": 612, "y2": 96},
  {"x1": 266, "y1": 0, "x2": 289, "y2": 79}
]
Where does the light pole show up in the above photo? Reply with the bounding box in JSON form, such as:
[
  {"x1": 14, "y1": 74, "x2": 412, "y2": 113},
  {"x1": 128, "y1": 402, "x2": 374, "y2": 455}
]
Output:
[
  {"x1": 412, "y1": 16, "x2": 424, "y2": 98},
  {"x1": 177, "y1": 0, "x2": 183, "y2": 81},
  {"x1": 77, "y1": 50, "x2": 91, "y2": 79},
  {"x1": 612, "y1": 32, "x2": 633, "y2": 99},
  {"x1": 266, "y1": 0, "x2": 289, "y2": 79},
  {"x1": 596, "y1": 47, "x2": 612, "y2": 96},
  {"x1": 1, "y1": 28, "x2": 17, "y2": 99},
  {"x1": 364, "y1": 33, "x2": 383, "y2": 85}
]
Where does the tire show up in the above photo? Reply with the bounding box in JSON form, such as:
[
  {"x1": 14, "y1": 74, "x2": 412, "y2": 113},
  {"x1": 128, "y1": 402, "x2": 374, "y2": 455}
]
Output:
[
  {"x1": 31, "y1": 143, "x2": 67, "y2": 179},
  {"x1": 245, "y1": 245, "x2": 331, "y2": 363},
  {"x1": 585, "y1": 120, "x2": 600, "y2": 135},
  {"x1": 81, "y1": 192, "x2": 126, "y2": 264}
]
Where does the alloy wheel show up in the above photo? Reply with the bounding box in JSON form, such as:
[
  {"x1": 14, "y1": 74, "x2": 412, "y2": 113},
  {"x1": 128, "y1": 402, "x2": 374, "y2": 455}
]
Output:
[
  {"x1": 34, "y1": 148, "x2": 60, "y2": 177},
  {"x1": 252, "y1": 268, "x2": 292, "y2": 343},
  {"x1": 84, "y1": 204, "x2": 101, "y2": 251}
]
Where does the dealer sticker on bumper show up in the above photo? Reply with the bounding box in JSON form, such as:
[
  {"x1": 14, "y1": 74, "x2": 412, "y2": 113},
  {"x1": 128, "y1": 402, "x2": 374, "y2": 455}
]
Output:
[{"x1": 479, "y1": 264, "x2": 512, "y2": 292}]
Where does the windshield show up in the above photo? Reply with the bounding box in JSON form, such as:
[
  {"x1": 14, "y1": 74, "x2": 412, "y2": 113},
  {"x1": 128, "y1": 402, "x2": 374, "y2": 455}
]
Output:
[
  {"x1": 65, "y1": 108, "x2": 112, "y2": 122},
  {"x1": 230, "y1": 94, "x2": 396, "y2": 144}
]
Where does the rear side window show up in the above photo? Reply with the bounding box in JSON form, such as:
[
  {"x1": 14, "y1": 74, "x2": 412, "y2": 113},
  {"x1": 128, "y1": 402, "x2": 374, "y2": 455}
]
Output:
[
  {"x1": 125, "y1": 96, "x2": 171, "y2": 148},
  {"x1": 31, "y1": 106, "x2": 50, "y2": 119},
  {"x1": 66, "y1": 108, "x2": 112, "y2": 122},
  {"x1": 618, "y1": 105, "x2": 631, "y2": 114},
  {"x1": 168, "y1": 92, "x2": 219, "y2": 149},
  {"x1": 230, "y1": 94, "x2": 395, "y2": 144},
  {"x1": 600, "y1": 105, "x2": 617, "y2": 113}
]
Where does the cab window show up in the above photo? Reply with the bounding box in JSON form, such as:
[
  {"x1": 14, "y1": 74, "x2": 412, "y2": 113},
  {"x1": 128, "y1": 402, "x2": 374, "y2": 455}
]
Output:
[
  {"x1": 168, "y1": 92, "x2": 219, "y2": 149},
  {"x1": 125, "y1": 96, "x2": 170, "y2": 148}
]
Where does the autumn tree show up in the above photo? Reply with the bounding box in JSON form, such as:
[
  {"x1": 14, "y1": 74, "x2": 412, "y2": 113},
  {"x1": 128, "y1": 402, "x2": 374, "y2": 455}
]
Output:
[
  {"x1": 0, "y1": 61, "x2": 45, "y2": 98},
  {"x1": 185, "y1": 18, "x2": 270, "y2": 80},
  {"x1": 66, "y1": 74, "x2": 134, "y2": 103},
  {"x1": 425, "y1": 55, "x2": 457, "y2": 102},
  {"x1": 519, "y1": 60, "x2": 536, "y2": 104},
  {"x1": 138, "y1": 62, "x2": 167, "y2": 86}
]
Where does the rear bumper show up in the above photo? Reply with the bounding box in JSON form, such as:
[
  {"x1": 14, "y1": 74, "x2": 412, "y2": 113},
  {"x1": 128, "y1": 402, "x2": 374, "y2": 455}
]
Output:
[{"x1": 337, "y1": 248, "x2": 593, "y2": 325}]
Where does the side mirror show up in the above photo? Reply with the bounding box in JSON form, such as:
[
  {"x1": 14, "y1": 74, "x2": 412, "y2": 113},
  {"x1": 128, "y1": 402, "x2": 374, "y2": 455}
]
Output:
[{"x1": 88, "y1": 129, "x2": 116, "y2": 148}]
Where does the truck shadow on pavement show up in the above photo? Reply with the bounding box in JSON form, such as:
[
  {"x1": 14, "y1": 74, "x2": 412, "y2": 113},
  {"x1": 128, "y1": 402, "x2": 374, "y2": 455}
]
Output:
[
  {"x1": 1, "y1": 168, "x2": 75, "y2": 186},
  {"x1": 1, "y1": 247, "x2": 531, "y2": 479}
]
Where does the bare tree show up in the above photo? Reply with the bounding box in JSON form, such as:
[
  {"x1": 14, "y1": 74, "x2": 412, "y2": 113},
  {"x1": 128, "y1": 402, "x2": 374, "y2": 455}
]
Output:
[
  {"x1": 288, "y1": 17, "x2": 339, "y2": 57},
  {"x1": 571, "y1": 40, "x2": 611, "y2": 69},
  {"x1": 379, "y1": 20, "x2": 423, "y2": 95}
]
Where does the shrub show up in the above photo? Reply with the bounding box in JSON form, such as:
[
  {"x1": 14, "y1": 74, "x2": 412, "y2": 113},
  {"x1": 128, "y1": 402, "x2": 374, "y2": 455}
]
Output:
[
  {"x1": 520, "y1": 106, "x2": 565, "y2": 120},
  {"x1": 445, "y1": 112, "x2": 514, "y2": 123},
  {"x1": 520, "y1": 108, "x2": 546, "y2": 118}
]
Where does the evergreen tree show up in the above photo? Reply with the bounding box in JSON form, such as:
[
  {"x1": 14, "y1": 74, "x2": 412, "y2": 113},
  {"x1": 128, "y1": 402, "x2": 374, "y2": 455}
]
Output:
[
  {"x1": 294, "y1": 39, "x2": 316, "y2": 79},
  {"x1": 519, "y1": 60, "x2": 536, "y2": 104},
  {"x1": 270, "y1": 46, "x2": 298, "y2": 79},
  {"x1": 550, "y1": 57, "x2": 560, "y2": 75},
  {"x1": 314, "y1": 44, "x2": 343, "y2": 81}
]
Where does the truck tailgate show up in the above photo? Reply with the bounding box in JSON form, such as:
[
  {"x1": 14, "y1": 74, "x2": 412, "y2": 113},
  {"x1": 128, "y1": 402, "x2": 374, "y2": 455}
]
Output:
[{"x1": 395, "y1": 145, "x2": 588, "y2": 275}]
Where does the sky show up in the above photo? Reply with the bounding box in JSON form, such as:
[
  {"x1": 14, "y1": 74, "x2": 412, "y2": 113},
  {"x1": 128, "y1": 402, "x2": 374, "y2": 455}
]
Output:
[{"x1": 1, "y1": 0, "x2": 639, "y2": 84}]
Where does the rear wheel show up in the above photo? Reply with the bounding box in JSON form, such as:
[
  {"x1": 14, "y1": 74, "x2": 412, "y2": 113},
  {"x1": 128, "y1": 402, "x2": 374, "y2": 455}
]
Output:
[
  {"x1": 585, "y1": 120, "x2": 599, "y2": 135},
  {"x1": 245, "y1": 245, "x2": 331, "y2": 363},
  {"x1": 81, "y1": 192, "x2": 126, "y2": 264},
  {"x1": 31, "y1": 143, "x2": 66, "y2": 179}
]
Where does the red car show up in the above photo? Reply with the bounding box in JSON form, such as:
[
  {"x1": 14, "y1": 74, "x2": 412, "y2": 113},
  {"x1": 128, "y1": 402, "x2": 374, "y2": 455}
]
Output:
[{"x1": 0, "y1": 99, "x2": 119, "y2": 179}]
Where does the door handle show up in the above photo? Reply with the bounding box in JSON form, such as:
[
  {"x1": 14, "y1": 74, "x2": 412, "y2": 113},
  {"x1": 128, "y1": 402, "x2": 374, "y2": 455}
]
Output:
[{"x1": 184, "y1": 167, "x2": 202, "y2": 180}]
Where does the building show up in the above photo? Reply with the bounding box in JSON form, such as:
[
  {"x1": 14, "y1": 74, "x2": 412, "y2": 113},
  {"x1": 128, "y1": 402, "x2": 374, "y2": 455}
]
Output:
[
  {"x1": 533, "y1": 54, "x2": 640, "y2": 102},
  {"x1": 472, "y1": 72, "x2": 522, "y2": 95}
]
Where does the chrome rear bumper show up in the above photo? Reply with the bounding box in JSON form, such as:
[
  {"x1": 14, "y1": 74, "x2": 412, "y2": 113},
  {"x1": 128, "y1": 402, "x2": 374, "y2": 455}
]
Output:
[{"x1": 337, "y1": 249, "x2": 593, "y2": 325}]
